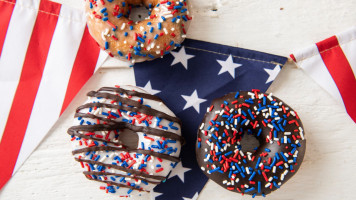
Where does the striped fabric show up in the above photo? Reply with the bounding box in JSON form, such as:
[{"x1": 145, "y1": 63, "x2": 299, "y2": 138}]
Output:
[
  {"x1": 291, "y1": 26, "x2": 356, "y2": 123},
  {"x1": 0, "y1": 0, "x2": 107, "y2": 190}
]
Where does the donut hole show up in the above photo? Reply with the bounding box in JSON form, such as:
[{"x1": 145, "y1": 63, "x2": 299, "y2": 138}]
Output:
[
  {"x1": 129, "y1": 5, "x2": 151, "y2": 23},
  {"x1": 118, "y1": 129, "x2": 139, "y2": 149},
  {"x1": 239, "y1": 130, "x2": 260, "y2": 153}
]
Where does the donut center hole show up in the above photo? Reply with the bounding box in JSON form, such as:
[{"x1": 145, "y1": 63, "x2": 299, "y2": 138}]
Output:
[
  {"x1": 129, "y1": 5, "x2": 151, "y2": 22},
  {"x1": 118, "y1": 129, "x2": 139, "y2": 149},
  {"x1": 239, "y1": 130, "x2": 260, "y2": 153}
]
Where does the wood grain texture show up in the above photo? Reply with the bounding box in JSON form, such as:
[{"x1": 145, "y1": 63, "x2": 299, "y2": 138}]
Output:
[{"x1": 0, "y1": 0, "x2": 355, "y2": 199}]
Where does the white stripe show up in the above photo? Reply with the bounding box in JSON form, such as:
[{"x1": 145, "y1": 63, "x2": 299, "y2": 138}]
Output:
[
  {"x1": 94, "y1": 50, "x2": 109, "y2": 72},
  {"x1": 293, "y1": 44, "x2": 344, "y2": 105},
  {"x1": 336, "y1": 26, "x2": 356, "y2": 79},
  {"x1": 13, "y1": 5, "x2": 87, "y2": 174},
  {"x1": 0, "y1": 0, "x2": 40, "y2": 142}
]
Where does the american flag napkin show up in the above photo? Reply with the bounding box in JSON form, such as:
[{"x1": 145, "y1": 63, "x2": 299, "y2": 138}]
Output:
[
  {"x1": 134, "y1": 39, "x2": 288, "y2": 199},
  {"x1": 291, "y1": 27, "x2": 356, "y2": 123},
  {"x1": 0, "y1": 0, "x2": 107, "y2": 190}
]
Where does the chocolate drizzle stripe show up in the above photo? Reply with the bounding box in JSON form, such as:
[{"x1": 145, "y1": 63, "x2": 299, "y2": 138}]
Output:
[
  {"x1": 87, "y1": 91, "x2": 181, "y2": 124},
  {"x1": 68, "y1": 130, "x2": 122, "y2": 146},
  {"x1": 72, "y1": 146, "x2": 180, "y2": 162},
  {"x1": 85, "y1": 176, "x2": 150, "y2": 192},
  {"x1": 68, "y1": 123, "x2": 184, "y2": 143},
  {"x1": 76, "y1": 102, "x2": 181, "y2": 124},
  {"x1": 83, "y1": 171, "x2": 161, "y2": 184},
  {"x1": 98, "y1": 87, "x2": 163, "y2": 102},
  {"x1": 76, "y1": 158, "x2": 166, "y2": 181}
]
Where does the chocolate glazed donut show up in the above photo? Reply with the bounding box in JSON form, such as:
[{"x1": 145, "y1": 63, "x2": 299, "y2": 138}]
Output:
[{"x1": 196, "y1": 90, "x2": 306, "y2": 197}]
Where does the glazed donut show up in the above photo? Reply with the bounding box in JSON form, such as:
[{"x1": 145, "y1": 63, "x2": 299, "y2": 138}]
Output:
[
  {"x1": 196, "y1": 90, "x2": 306, "y2": 197},
  {"x1": 85, "y1": 0, "x2": 192, "y2": 63},
  {"x1": 67, "y1": 85, "x2": 183, "y2": 196}
]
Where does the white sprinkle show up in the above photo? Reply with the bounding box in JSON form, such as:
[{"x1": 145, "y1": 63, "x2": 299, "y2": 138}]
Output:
[
  {"x1": 284, "y1": 163, "x2": 289, "y2": 168},
  {"x1": 121, "y1": 23, "x2": 126, "y2": 30}
]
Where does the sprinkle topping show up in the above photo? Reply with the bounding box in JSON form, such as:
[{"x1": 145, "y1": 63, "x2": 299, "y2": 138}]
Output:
[
  {"x1": 196, "y1": 90, "x2": 306, "y2": 197},
  {"x1": 85, "y1": 0, "x2": 192, "y2": 63},
  {"x1": 68, "y1": 86, "x2": 183, "y2": 196}
]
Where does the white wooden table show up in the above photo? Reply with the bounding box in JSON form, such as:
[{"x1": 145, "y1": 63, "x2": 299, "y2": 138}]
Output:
[{"x1": 1, "y1": 0, "x2": 356, "y2": 199}]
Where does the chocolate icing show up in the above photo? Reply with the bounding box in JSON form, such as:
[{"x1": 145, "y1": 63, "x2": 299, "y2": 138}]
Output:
[
  {"x1": 87, "y1": 90, "x2": 182, "y2": 124},
  {"x1": 84, "y1": 177, "x2": 149, "y2": 192},
  {"x1": 83, "y1": 171, "x2": 161, "y2": 184},
  {"x1": 68, "y1": 86, "x2": 183, "y2": 194},
  {"x1": 68, "y1": 122, "x2": 183, "y2": 143},
  {"x1": 72, "y1": 146, "x2": 180, "y2": 162},
  {"x1": 75, "y1": 158, "x2": 166, "y2": 181},
  {"x1": 196, "y1": 91, "x2": 306, "y2": 196}
]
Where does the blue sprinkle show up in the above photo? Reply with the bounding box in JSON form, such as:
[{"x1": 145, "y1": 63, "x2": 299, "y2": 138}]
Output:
[
  {"x1": 102, "y1": 17, "x2": 108, "y2": 21},
  {"x1": 265, "y1": 148, "x2": 271, "y2": 152},
  {"x1": 245, "y1": 187, "x2": 255, "y2": 193},
  {"x1": 258, "y1": 181, "x2": 261, "y2": 193},
  {"x1": 181, "y1": 8, "x2": 188, "y2": 13},
  {"x1": 161, "y1": 16, "x2": 166, "y2": 21},
  {"x1": 158, "y1": 22, "x2": 162, "y2": 30},
  {"x1": 182, "y1": 15, "x2": 188, "y2": 21},
  {"x1": 105, "y1": 42, "x2": 109, "y2": 50},
  {"x1": 117, "y1": 13, "x2": 123, "y2": 18},
  {"x1": 248, "y1": 171, "x2": 256, "y2": 181},
  {"x1": 248, "y1": 109, "x2": 255, "y2": 120},
  {"x1": 255, "y1": 157, "x2": 261, "y2": 169},
  {"x1": 273, "y1": 182, "x2": 280, "y2": 188},
  {"x1": 209, "y1": 167, "x2": 220, "y2": 173},
  {"x1": 100, "y1": 8, "x2": 107, "y2": 13},
  {"x1": 235, "y1": 92, "x2": 240, "y2": 99},
  {"x1": 154, "y1": 34, "x2": 159, "y2": 39},
  {"x1": 280, "y1": 152, "x2": 288, "y2": 162}
]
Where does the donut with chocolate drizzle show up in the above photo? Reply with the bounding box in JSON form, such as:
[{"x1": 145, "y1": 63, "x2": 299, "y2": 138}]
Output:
[{"x1": 68, "y1": 85, "x2": 183, "y2": 196}]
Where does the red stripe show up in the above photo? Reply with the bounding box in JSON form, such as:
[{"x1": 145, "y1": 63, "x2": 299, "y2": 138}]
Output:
[
  {"x1": 0, "y1": 0, "x2": 61, "y2": 190},
  {"x1": 316, "y1": 36, "x2": 356, "y2": 123},
  {"x1": 60, "y1": 27, "x2": 100, "y2": 114},
  {"x1": 0, "y1": 0, "x2": 16, "y2": 56}
]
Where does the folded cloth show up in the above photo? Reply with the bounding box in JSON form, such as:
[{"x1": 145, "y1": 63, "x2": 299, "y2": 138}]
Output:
[
  {"x1": 0, "y1": 0, "x2": 107, "y2": 190},
  {"x1": 134, "y1": 39, "x2": 288, "y2": 199},
  {"x1": 291, "y1": 26, "x2": 356, "y2": 124}
]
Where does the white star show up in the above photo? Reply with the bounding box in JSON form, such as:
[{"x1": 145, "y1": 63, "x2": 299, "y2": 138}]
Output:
[
  {"x1": 181, "y1": 90, "x2": 207, "y2": 113},
  {"x1": 183, "y1": 192, "x2": 199, "y2": 200},
  {"x1": 142, "y1": 81, "x2": 161, "y2": 95},
  {"x1": 168, "y1": 162, "x2": 192, "y2": 183},
  {"x1": 264, "y1": 65, "x2": 281, "y2": 84},
  {"x1": 170, "y1": 47, "x2": 195, "y2": 69},
  {"x1": 216, "y1": 54, "x2": 242, "y2": 78},
  {"x1": 150, "y1": 190, "x2": 163, "y2": 200}
]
